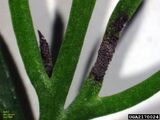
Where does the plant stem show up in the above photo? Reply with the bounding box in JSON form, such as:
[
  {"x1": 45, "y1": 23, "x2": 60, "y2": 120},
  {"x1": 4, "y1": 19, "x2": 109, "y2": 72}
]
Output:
[
  {"x1": 8, "y1": 1, "x2": 54, "y2": 119},
  {"x1": 63, "y1": 71, "x2": 160, "y2": 119},
  {"x1": 50, "y1": 0, "x2": 97, "y2": 117},
  {"x1": 9, "y1": 0, "x2": 49, "y2": 90}
]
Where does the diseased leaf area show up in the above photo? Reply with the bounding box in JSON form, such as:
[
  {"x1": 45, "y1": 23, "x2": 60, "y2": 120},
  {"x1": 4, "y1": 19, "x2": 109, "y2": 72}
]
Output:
[
  {"x1": 38, "y1": 30, "x2": 53, "y2": 77},
  {"x1": 90, "y1": 14, "x2": 129, "y2": 81},
  {"x1": 90, "y1": 0, "x2": 143, "y2": 83},
  {"x1": 6, "y1": 0, "x2": 160, "y2": 119}
]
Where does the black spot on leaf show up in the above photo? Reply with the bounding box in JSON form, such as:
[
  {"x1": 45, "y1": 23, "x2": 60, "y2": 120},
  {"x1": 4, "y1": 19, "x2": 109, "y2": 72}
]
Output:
[
  {"x1": 90, "y1": 14, "x2": 129, "y2": 82},
  {"x1": 38, "y1": 30, "x2": 53, "y2": 77}
]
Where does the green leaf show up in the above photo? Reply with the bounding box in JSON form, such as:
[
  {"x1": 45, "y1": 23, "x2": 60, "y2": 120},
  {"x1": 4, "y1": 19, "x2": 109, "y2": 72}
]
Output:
[
  {"x1": 0, "y1": 36, "x2": 33, "y2": 120},
  {"x1": 50, "y1": 0, "x2": 97, "y2": 116},
  {"x1": 8, "y1": 1, "x2": 53, "y2": 119},
  {"x1": 62, "y1": 71, "x2": 160, "y2": 119},
  {"x1": 9, "y1": 0, "x2": 49, "y2": 91},
  {"x1": 9, "y1": 0, "x2": 97, "y2": 119}
]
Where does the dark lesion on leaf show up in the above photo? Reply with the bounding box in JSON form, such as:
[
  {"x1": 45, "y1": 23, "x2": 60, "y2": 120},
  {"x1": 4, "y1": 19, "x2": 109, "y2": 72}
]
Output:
[
  {"x1": 90, "y1": 14, "x2": 129, "y2": 82},
  {"x1": 38, "y1": 30, "x2": 53, "y2": 77}
]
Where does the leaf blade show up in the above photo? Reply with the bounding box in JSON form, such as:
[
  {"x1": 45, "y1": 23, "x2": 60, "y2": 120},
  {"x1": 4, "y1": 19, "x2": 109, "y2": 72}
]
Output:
[
  {"x1": 50, "y1": 0, "x2": 97, "y2": 116},
  {"x1": 9, "y1": 0, "x2": 49, "y2": 89}
]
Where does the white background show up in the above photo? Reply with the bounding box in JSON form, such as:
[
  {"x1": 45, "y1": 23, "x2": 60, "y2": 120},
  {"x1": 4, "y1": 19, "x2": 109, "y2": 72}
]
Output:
[{"x1": 0, "y1": 0, "x2": 160, "y2": 119}]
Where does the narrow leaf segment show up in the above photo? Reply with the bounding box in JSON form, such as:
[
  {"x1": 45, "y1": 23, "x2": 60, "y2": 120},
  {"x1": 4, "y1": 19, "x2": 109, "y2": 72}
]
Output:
[
  {"x1": 8, "y1": 1, "x2": 54, "y2": 119},
  {"x1": 9, "y1": 0, "x2": 50, "y2": 90},
  {"x1": 50, "y1": 0, "x2": 97, "y2": 117},
  {"x1": 63, "y1": 71, "x2": 160, "y2": 119}
]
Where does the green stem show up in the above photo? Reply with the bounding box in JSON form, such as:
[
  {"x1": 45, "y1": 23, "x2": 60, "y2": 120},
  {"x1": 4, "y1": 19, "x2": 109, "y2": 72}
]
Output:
[
  {"x1": 64, "y1": 71, "x2": 160, "y2": 119},
  {"x1": 51, "y1": 0, "x2": 97, "y2": 116},
  {"x1": 9, "y1": 0, "x2": 49, "y2": 90},
  {"x1": 8, "y1": 1, "x2": 53, "y2": 119}
]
